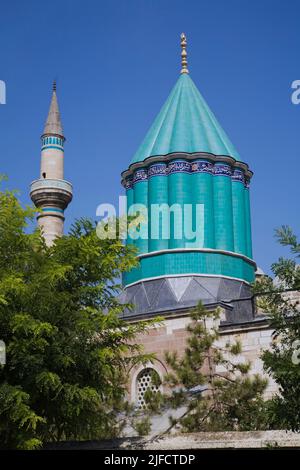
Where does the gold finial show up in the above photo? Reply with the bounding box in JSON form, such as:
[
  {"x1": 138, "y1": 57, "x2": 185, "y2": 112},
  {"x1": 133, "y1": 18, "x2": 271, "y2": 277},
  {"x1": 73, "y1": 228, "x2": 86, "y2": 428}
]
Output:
[{"x1": 180, "y1": 33, "x2": 189, "y2": 74}]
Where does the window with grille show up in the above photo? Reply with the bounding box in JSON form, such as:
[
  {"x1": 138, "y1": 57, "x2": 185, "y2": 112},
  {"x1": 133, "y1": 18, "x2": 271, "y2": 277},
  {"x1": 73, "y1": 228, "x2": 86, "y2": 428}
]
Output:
[{"x1": 136, "y1": 368, "x2": 161, "y2": 409}]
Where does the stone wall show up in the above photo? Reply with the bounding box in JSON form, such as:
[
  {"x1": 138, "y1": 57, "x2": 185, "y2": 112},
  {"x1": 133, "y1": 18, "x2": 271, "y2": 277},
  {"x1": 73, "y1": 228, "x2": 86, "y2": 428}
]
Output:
[
  {"x1": 44, "y1": 430, "x2": 300, "y2": 449},
  {"x1": 128, "y1": 312, "x2": 277, "y2": 403},
  {"x1": 217, "y1": 323, "x2": 277, "y2": 398}
]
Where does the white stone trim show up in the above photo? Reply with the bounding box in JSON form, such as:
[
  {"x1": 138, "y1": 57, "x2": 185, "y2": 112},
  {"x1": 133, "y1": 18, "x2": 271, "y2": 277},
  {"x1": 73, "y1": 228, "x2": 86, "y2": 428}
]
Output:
[
  {"x1": 125, "y1": 273, "x2": 251, "y2": 289},
  {"x1": 137, "y1": 247, "x2": 255, "y2": 266}
]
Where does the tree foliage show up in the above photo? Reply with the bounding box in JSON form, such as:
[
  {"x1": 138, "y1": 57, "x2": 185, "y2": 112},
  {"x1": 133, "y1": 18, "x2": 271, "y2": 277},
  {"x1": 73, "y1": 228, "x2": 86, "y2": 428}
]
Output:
[
  {"x1": 260, "y1": 226, "x2": 300, "y2": 431},
  {"x1": 143, "y1": 303, "x2": 269, "y2": 433},
  {"x1": 0, "y1": 185, "x2": 153, "y2": 449}
]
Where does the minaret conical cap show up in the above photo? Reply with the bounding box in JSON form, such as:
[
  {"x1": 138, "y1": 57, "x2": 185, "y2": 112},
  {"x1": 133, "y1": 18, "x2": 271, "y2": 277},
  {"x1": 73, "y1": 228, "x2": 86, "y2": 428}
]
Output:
[{"x1": 43, "y1": 81, "x2": 64, "y2": 136}]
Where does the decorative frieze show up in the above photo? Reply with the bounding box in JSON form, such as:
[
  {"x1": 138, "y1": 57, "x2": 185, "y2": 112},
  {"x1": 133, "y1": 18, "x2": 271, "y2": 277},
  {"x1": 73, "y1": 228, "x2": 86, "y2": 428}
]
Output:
[
  {"x1": 123, "y1": 159, "x2": 250, "y2": 189},
  {"x1": 148, "y1": 163, "x2": 168, "y2": 178},
  {"x1": 232, "y1": 169, "x2": 245, "y2": 184},
  {"x1": 124, "y1": 176, "x2": 133, "y2": 190},
  {"x1": 214, "y1": 163, "x2": 232, "y2": 177},
  {"x1": 191, "y1": 160, "x2": 214, "y2": 174},
  {"x1": 168, "y1": 160, "x2": 191, "y2": 175},
  {"x1": 132, "y1": 169, "x2": 148, "y2": 185}
]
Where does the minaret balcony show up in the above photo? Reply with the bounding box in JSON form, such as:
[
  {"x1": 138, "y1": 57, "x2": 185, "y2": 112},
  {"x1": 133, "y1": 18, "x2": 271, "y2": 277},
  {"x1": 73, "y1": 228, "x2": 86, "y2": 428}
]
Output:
[{"x1": 30, "y1": 178, "x2": 73, "y2": 209}]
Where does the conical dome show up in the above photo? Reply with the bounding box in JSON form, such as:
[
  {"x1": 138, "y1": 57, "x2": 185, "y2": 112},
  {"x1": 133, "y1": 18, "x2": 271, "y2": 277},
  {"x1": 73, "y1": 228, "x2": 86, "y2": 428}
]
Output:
[{"x1": 131, "y1": 73, "x2": 239, "y2": 164}]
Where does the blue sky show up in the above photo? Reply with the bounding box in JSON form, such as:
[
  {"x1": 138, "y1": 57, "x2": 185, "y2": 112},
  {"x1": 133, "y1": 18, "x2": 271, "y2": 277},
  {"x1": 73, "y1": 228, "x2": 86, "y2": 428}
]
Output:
[{"x1": 0, "y1": 0, "x2": 299, "y2": 274}]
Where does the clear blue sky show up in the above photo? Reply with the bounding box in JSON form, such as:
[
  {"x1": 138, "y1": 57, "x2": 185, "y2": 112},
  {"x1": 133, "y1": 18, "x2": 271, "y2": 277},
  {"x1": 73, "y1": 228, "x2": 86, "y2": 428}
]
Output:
[{"x1": 0, "y1": 0, "x2": 299, "y2": 274}]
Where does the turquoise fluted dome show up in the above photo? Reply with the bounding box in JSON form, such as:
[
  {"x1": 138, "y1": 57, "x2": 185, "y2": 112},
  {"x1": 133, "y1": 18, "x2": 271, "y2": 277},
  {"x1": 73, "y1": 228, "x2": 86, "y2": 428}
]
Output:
[
  {"x1": 122, "y1": 70, "x2": 255, "y2": 291},
  {"x1": 131, "y1": 73, "x2": 240, "y2": 164}
]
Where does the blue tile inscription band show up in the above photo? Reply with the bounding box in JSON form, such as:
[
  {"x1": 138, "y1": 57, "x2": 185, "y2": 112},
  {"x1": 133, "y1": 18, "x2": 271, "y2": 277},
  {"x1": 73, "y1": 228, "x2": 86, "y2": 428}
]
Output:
[{"x1": 124, "y1": 160, "x2": 250, "y2": 189}]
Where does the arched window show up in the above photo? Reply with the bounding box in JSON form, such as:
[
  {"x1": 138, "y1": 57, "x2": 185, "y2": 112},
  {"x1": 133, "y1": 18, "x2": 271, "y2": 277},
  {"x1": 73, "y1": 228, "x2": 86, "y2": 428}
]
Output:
[{"x1": 136, "y1": 368, "x2": 161, "y2": 410}]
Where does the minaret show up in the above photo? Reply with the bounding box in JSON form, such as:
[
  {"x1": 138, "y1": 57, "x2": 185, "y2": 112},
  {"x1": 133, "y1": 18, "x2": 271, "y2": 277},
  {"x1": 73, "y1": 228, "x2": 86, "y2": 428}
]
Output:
[{"x1": 30, "y1": 82, "x2": 73, "y2": 246}]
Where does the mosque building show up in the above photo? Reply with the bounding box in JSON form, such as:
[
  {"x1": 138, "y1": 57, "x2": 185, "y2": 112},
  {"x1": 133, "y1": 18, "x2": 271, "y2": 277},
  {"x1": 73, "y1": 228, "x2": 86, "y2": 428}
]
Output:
[{"x1": 30, "y1": 35, "x2": 278, "y2": 408}]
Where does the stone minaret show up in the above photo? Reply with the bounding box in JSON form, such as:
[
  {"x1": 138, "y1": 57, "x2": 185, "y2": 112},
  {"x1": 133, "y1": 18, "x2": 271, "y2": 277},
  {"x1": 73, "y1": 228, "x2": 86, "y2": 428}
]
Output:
[{"x1": 30, "y1": 82, "x2": 73, "y2": 246}]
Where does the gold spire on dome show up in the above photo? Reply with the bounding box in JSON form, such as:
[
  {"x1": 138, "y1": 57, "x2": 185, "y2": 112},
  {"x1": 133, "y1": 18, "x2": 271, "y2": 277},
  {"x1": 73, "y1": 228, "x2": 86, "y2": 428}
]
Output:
[{"x1": 180, "y1": 33, "x2": 189, "y2": 74}]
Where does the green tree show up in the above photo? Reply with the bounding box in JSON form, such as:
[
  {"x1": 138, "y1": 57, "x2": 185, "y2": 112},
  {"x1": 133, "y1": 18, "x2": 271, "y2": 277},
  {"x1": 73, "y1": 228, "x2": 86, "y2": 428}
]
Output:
[
  {"x1": 0, "y1": 184, "x2": 153, "y2": 449},
  {"x1": 143, "y1": 303, "x2": 269, "y2": 433},
  {"x1": 261, "y1": 226, "x2": 300, "y2": 431}
]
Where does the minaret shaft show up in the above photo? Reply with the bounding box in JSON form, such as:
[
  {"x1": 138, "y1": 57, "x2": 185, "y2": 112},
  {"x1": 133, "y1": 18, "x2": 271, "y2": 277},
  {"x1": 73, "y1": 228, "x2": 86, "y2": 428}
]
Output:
[
  {"x1": 40, "y1": 145, "x2": 64, "y2": 179},
  {"x1": 30, "y1": 83, "x2": 72, "y2": 246},
  {"x1": 37, "y1": 213, "x2": 64, "y2": 242}
]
